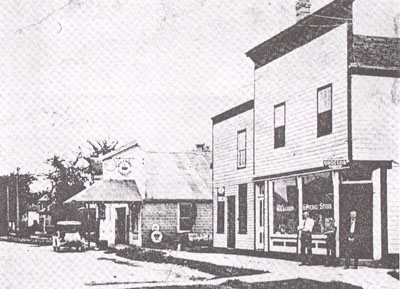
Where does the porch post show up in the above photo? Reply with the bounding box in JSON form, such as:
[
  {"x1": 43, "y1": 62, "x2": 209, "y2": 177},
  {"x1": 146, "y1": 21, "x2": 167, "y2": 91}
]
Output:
[
  {"x1": 332, "y1": 171, "x2": 340, "y2": 257},
  {"x1": 297, "y1": 176, "x2": 303, "y2": 254},
  {"x1": 87, "y1": 203, "x2": 90, "y2": 249},
  {"x1": 268, "y1": 181, "x2": 273, "y2": 252}
]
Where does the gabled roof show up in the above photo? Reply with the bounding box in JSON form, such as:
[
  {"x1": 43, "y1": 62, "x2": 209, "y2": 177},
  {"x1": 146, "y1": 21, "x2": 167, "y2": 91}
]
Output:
[
  {"x1": 246, "y1": 0, "x2": 354, "y2": 69},
  {"x1": 145, "y1": 152, "x2": 212, "y2": 201},
  {"x1": 65, "y1": 180, "x2": 142, "y2": 203},
  {"x1": 101, "y1": 141, "x2": 139, "y2": 161}
]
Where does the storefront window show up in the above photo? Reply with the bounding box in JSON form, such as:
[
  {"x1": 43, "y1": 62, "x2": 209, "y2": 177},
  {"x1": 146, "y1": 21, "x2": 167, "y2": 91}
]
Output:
[
  {"x1": 302, "y1": 172, "x2": 334, "y2": 234},
  {"x1": 273, "y1": 177, "x2": 298, "y2": 235}
]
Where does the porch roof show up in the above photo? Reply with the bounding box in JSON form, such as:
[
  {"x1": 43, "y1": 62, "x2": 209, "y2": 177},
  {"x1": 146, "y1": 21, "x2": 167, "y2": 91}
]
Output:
[{"x1": 65, "y1": 180, "x2": 142, "y2": 203}]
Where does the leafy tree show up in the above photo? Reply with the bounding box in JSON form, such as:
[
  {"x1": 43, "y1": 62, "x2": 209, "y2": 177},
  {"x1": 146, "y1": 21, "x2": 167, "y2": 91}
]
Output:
[
  {"x1": 46, "y1": 155, "x2": 89, "y2": 221},
  {"x1": 0, "y1": 172, "x2": 36, "y2": 233}
]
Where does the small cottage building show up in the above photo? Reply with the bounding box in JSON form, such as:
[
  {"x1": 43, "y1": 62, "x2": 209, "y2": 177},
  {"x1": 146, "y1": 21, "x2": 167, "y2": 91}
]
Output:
[{"x1": 66, "y1": 142, "x2": 212, "y2": 247}]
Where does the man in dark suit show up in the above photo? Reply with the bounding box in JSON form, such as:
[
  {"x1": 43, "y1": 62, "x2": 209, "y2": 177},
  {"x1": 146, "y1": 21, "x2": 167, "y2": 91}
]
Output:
[{"x1": 344, "y1": 210, "x2": 360, "y2": 269}]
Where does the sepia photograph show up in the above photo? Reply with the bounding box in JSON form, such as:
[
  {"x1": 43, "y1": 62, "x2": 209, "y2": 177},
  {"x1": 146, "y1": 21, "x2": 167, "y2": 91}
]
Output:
[{"x1": 0, "y1": 0, "x2": 399, "y2": 288}]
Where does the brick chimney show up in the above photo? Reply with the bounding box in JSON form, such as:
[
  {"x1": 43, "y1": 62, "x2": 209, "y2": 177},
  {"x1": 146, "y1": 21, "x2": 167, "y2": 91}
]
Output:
[{"x1": 296, "y1": 0, "x2": 311, "y2": 22}]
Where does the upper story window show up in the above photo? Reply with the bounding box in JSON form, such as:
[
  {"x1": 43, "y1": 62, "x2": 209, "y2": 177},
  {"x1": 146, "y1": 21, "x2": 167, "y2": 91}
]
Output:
[
  {"x1": 317, "y1": 84, "x2": 332, "y2": 137},
  {"x1": 274, "y1": 103, "x2": 286, "y2": 148},
  {"x1": 237, "y1": 129, "x2": 246, "y2": 169}
]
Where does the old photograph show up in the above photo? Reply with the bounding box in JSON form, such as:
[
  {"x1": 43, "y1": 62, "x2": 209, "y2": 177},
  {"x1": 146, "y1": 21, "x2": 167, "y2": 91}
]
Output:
[{"x1": 0, "y1": 0, "x2": 399, "y2": 288}]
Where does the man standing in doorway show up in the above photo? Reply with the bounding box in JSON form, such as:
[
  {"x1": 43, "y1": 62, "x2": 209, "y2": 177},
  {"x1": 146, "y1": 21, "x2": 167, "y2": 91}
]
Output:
[
  {"x1": 344, "y1": 210, "x2": 360, "y2": 269},
  {"x1": 298, "y1": 211, "x2": 315, "y2": 265}
]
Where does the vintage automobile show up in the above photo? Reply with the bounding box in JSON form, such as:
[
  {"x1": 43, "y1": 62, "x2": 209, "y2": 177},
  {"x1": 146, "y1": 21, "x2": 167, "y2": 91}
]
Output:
[{"x1": 52, "y1": 221, "x2": 86, "y2": 252}]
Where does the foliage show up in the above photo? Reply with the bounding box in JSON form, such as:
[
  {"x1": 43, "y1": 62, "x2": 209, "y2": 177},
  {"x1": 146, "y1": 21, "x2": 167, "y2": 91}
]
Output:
[
  {"x1": 0, "y1": 172, "x2": 36, "y2": 222},
  {"x1": 46, "y1": 155, "x2": 89, "y2": 221},
  {"x1": 87, "y1": 139, "x2": 118, "y2": 158}
]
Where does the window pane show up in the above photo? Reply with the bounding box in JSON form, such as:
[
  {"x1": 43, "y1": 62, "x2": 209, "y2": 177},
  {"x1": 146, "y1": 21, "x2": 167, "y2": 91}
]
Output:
[
  {"x1": 274, "y1": 126, "x2": 285, "y2": 148},
  {"x1": 238, "y1": 149, "x2": 246, "y2": 167},
  {"x1": 273, "y1": 177, "x2": 298, "y2": 235},
  {"x1": 302, "y1": 172, "x2": 334, "y2": 234},
  {"x1": 274, "y1": 104, "x2": 285, "y2": 128},
  {"x1": 239, "y1": 184, "x2": 247, "y2": 233},
  {"x1": 238, "y1": 130, "x2": 246, "y2": 150},
  {"x1": 317, "y1": 110, "x2": 332, "y2": 136},
  {"x1": 318, "y1": 87, "x2": 332, "y2": 113},
  {"x1": 180, "y1": 204, "x2": 191, "y2": 218},
  {"x1": 180, "y1": 218, "x2": 192, "y2": 231}
]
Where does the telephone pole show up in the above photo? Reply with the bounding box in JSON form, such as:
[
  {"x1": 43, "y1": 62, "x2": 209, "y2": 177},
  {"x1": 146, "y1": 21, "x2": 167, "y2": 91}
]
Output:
[{"x1": 15, "y1": 168, "x2": 20, "y2": 232}]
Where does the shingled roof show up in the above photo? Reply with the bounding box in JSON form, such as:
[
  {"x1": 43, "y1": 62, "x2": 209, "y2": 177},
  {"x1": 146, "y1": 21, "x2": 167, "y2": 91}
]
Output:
[
  {"x1": 145, "y1": 152, "x2": 212, "y2": 201},
  {"x1": 351, "y1": 35, "x2": 400, "y2": 70}
]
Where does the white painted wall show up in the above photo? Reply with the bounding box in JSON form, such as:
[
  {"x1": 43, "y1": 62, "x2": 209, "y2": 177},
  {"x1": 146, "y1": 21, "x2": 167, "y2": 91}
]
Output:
[
  {"x1": 353, "y1": 0, "x2": 400, "y2": 38},
  {"x1": 213, "y1": 108, "x2": 254, "y2": 250},
  {"x1": 352, "y1": 76, "x2": 400, "y2": 161},
  {"x1": 254, "y1": 24, "x2": 349, "y2": 177}
]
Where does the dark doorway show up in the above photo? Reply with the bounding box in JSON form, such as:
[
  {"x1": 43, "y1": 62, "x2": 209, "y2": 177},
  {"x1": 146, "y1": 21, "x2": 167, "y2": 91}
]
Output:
[
  {"x1": 227, "y1": 195, "x2": 236, "y2": 249},
  {"x1": 339, "y1": 184, "x2": 373, "y2": 259},
  {"x1": 115, "y1": 207, "x2": 127, "y2": 244}
]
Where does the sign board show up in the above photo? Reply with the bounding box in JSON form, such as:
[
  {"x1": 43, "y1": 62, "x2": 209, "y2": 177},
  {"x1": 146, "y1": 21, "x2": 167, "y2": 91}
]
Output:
[
  {"x1": 323, "y1": 159, "x2": 348, "y2": 169},
  {"x1": 217, "y1": 196, "x2": 225, "y2": 202},
  {"x1": 188, "y1": 233, "x2": 212, "y2": 242}
]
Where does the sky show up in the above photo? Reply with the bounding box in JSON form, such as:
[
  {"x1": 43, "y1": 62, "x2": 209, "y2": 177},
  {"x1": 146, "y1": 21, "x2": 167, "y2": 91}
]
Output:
[{"x1": 0, "y1": 0, "x2": 398, "y2": 177}]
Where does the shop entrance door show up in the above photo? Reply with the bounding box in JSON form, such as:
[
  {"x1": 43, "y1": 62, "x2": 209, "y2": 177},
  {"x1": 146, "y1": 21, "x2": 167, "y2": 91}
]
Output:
[
  {"x1": 227, "y1": 196, "x2": 236, "y2": 248},
  {"x1": 115, "y1": 207, "x2": 127, "y2": 244},
  {"x1": 339, "y1": 184, "x2": 373, "y2": 259},
  {"x1": 255, "y1": 182, "x2": 265, "y2": 250}
]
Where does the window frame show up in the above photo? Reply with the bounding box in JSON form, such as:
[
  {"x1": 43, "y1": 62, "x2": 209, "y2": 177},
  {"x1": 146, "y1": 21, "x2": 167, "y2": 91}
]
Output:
[
  {"x1": 238, "y1": 184, "x2": 248, "y2": 234},
  {"x1": 317, "y1": 84, "x2": 333, "y2": 137},
  {"x1": 217, "y1": 201, "x2": 225, "y2": 234},
  {"x1": 177, "y1": 203, "x2": 192, "y2": 233},
  {"x1": 237, "y1": 129, "x2": 247, "y2": 169},
  {"x1": 274, "y1": 102, "x2": 286, "y2": 148}
]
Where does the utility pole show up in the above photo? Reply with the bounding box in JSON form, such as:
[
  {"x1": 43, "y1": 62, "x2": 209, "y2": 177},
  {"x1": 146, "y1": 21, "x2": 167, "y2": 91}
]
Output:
[
  {"x1": 15, "y1": 168, "x2": 20, "y2": 232},
  {"x1": 6, "y1": 186, "x2": 10, "y2": 234}
]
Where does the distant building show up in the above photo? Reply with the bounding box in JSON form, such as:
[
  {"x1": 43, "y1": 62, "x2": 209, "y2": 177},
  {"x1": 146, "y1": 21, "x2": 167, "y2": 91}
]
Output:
[
  {"x1": 212, "y1": 0, "x2": 399, "y2": 261},
  {"x1": 66, "y1": 141, "x2": 212, "y2": 247}
]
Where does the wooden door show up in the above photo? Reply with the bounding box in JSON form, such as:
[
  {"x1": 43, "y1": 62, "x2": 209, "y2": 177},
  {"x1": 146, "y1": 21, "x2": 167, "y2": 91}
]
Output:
[
  {"x1": 227, "y1": 196, "x2": 236, "y2": 248},
  {"x1": 339, "y1": 184, "x2": 373, "y2": 259},
  {"x1": 255, "y1": 182, "x2": 265, "y2": 250}
]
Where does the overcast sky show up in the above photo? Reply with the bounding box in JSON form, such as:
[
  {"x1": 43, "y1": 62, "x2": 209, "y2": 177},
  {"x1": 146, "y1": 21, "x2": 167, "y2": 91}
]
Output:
[{"x1": 0, "y1": 0, "x2": 398, "y2": 176}]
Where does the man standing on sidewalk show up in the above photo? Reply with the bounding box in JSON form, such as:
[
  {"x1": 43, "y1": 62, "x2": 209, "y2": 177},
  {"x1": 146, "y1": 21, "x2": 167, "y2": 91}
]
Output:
[
  {"x1": 344, "y1": 210, "x2": 360, "y2": 269},
  {"x1": 298, "y1": 211, "x2": 314, "y2": 266}
]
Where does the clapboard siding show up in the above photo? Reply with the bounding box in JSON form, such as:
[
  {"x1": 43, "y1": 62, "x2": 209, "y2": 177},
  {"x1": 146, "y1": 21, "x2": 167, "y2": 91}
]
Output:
[
  {"x1": 213, "y1": 108, "x2": 254, "y2": 249},
  {"x1": 254, "y1": 24, "x2": 349, "y2": 177},
  {"x1": 352, "y1": 76, "x2": 400, "y2": 161},
  {"x1": 212, "y1": 183, "x2": 255, "y2": 250},
  {"x1": 387, "y1": 165, "x2": 400, "y2": 254}
]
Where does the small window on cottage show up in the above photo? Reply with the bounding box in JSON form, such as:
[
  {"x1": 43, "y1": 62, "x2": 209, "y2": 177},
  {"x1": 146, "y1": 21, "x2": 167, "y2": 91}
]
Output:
[
  {"x1": 217, "y1": 201, "x2": 225, "y2": 233},
  {"x1": 317, "y1": 84, "x2": 332, "y2": 137},
  {"x1": 238, "y1": 184, "x2": 247, "y2": 234},
  {"x1": 237, "y1": 129, "x2": 246, "y2": 169},
  {"x1": 178, "y1": 203, "x2": 192, "y2": 232},
  {"x1": 274, "y1": 103, "x2": 285, "y2": 148}
]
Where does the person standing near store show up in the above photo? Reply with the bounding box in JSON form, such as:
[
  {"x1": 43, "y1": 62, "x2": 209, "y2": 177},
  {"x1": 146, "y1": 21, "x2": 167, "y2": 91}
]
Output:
[
  {"x1": 298, "y1": 211, "x2": 315, "y2": 265},
  {"x1": 324, "y1": 217, "x2": 337, "y2": 266},
  {"x1": 344, "y1": 210, "x2": 360, "y2": 269}
]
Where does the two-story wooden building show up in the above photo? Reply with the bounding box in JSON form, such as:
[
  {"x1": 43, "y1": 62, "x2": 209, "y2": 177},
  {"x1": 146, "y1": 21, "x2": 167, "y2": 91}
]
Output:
[
  {"x1": 66, "y1": 141, "x2": 212, "y2": 247},
  {"x1": 212, "y1": 0, "x2": 399, "y2": 261}
]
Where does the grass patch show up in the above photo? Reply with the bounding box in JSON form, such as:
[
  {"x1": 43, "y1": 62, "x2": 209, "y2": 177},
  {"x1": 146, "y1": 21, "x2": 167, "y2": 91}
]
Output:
[
  {"x1": 139, "y1": 278, "x2": 362, "y2": 289},
  {"x1": 111, "y1": 247, "x2": 267, "y2": 278}
]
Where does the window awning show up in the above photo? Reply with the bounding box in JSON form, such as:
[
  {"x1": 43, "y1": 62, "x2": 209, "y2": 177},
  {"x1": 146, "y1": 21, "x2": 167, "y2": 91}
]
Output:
[{"x1": 64, "y1": 180, "x2": 142, "y2": 203}]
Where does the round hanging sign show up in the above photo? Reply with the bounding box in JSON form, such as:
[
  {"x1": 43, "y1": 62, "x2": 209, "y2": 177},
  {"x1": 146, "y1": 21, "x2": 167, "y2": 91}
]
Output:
[
  {"x1": 104, "y1": 160, "x2": 117, "y2": 172},
  {"x1": 118, "y1": 160, "x2": 132, "y2": 175},
  {"x1": 151, "y1": 231, "x2": 163, "y2": 243},
  {"x1": 151, "y1": 223, "x2": 160, "y2": 232}
]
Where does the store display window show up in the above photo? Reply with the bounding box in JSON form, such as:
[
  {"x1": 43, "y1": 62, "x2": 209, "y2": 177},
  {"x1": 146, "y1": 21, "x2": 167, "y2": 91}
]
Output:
[
  {"x1": 273, "y1": 177, "x2": 298, "y2": 235},
  {"x1": 302, "y1": 172, "x2": 334, "y2": 234}
]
